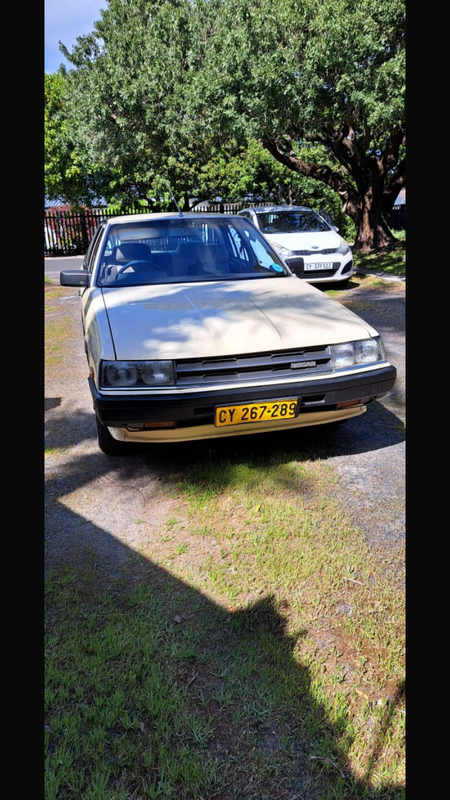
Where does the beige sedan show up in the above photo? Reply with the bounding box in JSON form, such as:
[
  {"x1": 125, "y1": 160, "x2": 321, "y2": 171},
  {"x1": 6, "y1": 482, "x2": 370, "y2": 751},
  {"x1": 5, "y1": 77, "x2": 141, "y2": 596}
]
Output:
[{"x1": 60, "y1": 212, "x2": 396, "y2": 454}]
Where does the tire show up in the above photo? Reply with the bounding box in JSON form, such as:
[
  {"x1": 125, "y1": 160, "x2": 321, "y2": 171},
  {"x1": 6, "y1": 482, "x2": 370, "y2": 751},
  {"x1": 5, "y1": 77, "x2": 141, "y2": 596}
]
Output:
[{"x1": 96, "y1": 417, "x2": 127, "y2": 455}]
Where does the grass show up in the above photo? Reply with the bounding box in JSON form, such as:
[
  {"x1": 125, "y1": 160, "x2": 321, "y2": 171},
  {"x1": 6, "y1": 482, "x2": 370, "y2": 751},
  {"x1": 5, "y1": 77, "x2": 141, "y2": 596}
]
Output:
[
  {"x1": 352, "y1": 238, "x2": 405, "y2": 278},
  {"x1": 45, "y1": 458, "x2": 405, "y2": 799},
  {"x1": 44, "y1": 249, "x2": 405, "y2": 800},
  {"x1": 45, "y1": 281, "x2": 75, "y2": 366}
]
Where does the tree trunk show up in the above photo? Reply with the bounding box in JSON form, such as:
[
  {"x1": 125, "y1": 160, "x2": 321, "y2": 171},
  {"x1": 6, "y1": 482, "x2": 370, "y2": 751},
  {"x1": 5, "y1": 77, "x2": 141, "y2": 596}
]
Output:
[
  {"x1": 262, "y1": 136, "x2": 401, "y2": 253},
  {"x1": 348, "y1": 193, "x2": 397, "y2": 252}
]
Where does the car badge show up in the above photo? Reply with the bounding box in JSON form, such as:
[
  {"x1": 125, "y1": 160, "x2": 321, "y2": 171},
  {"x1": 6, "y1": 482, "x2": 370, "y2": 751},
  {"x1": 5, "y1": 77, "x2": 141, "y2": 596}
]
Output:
[{"x1": 291, "y1": 361, "x2": 316, "y2": 369}]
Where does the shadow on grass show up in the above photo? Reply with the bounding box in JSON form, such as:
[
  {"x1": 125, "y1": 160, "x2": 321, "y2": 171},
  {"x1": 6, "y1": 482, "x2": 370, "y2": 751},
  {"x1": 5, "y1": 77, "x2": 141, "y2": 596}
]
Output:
[{"x1": 45, "y1": 445, "x2": 405, "y2": 799}]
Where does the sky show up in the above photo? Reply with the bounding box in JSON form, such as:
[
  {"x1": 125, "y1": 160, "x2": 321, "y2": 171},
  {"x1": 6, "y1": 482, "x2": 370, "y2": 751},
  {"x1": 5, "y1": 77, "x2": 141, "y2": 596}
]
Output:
[{"x1": 45, "y1": 0, "x2": 107, "y2": 73}]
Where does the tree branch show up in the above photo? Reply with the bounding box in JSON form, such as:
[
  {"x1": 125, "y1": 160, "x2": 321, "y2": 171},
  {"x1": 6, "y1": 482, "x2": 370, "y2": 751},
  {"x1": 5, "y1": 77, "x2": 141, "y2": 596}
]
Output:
[
  {"x1": 261, "y1": 135, "x2": 360, "y2": 214},
  {"x1": 382, "y1": 127, "x2": 406, "y2": 172}
]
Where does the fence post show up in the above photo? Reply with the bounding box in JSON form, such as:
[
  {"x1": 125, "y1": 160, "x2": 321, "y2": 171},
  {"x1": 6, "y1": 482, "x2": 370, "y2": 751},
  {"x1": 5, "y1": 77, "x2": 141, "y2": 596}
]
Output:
[{"x1": 80, "y1": 210, "x2": 89, "y2": 252}]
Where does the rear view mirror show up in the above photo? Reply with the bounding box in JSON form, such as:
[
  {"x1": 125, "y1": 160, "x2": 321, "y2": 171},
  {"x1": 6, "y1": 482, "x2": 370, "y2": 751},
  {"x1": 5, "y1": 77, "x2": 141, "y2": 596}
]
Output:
[{"x1": 60, "y1": 271, "x2": 90, "y2": 287}]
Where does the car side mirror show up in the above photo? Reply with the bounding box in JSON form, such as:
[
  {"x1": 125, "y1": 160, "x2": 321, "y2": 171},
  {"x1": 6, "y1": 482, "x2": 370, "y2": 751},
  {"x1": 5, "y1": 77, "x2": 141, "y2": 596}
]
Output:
[{"x1": 60, "y1": 270, "x2": 90, "y2": 287}]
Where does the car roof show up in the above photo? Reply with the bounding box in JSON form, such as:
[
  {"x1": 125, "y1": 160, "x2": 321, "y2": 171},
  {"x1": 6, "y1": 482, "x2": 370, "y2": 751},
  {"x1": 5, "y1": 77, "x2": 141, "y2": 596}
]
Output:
[
  {"x1": 104, "y1": 212, "x2": 243, "y2": 225},
  {"x1": 239, "y1": 206, "x2": 313, "y2": 214}
]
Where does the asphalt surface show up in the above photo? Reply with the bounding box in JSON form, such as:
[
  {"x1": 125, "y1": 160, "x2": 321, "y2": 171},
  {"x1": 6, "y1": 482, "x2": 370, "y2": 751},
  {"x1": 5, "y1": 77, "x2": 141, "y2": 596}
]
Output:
[{"x1": 45, "y1": 254, "x2": 84, "y2": 281}]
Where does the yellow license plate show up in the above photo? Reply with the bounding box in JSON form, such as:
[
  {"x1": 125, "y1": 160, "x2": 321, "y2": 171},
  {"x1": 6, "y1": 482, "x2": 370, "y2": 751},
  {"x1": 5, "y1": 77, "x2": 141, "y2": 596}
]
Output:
[{"x1": 215, "y1": 399, "x2": 299, "y2": 427}]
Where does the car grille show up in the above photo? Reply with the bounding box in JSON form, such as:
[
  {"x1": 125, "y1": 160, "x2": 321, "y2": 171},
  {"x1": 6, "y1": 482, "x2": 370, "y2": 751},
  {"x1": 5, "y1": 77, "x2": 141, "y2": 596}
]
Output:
[
  {"x1": 292, "y1": 248, "x2": 338, "y2": 256},
  {"x1": 175, "y1": 347, "x2": 332, "y2": 386}
]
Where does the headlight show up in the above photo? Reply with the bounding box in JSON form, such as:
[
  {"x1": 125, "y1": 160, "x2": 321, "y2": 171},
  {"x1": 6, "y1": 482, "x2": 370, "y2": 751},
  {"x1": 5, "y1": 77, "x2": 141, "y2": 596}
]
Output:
[
  {"x1": 100, "y1": 360, "x2": 175, "y2": 388},
  {"x1": 336, "y1": 238, "x2": 351, "y2": 255},
  {"x1": 272, "y1": 244, "x2": 294, "y2": 258},
  {"x1": 331, "y1": 337, "x2": 386, "y2": 369}
]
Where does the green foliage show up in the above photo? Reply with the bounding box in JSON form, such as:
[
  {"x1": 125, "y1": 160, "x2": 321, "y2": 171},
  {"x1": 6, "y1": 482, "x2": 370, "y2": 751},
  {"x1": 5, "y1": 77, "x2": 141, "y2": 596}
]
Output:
[
  {"x1": 188, "y1": 0, "x2": 405, "y2": 146},
  {"x1": 45, "y1": 0, "x2": 405, "y2": 247},
  {"x1": 352, "y1": 240, "x2": 406, "y2": 276},
  {"x1": 44, "y1": 72, "x2": 79, "y2": 204},
  {"x1": 45, "y1": 72, "x2": 109, "y2": 206},
  {"x1": 186, "y1": 0, "x2": 405, "y2": 247},
  {"x1": 57, "y1": 0, "x2": 196, "y2": 208}
]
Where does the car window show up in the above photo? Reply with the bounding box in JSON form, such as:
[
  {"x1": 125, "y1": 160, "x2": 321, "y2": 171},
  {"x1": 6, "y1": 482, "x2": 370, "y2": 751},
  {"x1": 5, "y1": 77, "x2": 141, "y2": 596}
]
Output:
[
  {"x1": 83, "y1": 224, "x2": 106, "y2": 272},
  {"x1": 258, "y1": 210, "x2": 330, "y2": 234},
  {"x1": 226, "y1": 227, "x2": 250, "y2": 262},
  {"x1": 241, "y1": 228, "x2": 285, "y2": 273},
  {"x1": 103, "y1": 237, "x2": 113, "y2": 257},
  {"x1": 96, "y1": 217, "x2": 288, "y2": 286}
]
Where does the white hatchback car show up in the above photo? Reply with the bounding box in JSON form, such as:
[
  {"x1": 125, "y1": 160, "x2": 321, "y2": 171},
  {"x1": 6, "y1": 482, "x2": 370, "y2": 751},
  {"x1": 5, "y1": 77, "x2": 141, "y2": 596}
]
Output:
[
  {"x1": 60, "y1": 212, "x2": 395, "y2": 455},
  {"x1": 238, "y1": 205, "x2": 353, "y2": 285}
]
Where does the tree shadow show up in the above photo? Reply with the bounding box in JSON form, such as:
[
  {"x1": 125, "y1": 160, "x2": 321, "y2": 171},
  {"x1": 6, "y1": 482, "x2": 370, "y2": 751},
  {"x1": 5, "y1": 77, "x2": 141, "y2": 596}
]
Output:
[
  {"x1": 45, "y1": 451, "x2": 405, "y2": 799},
  {"x1": 45, "y1": 397, "x2": 62, "y2": 412}
]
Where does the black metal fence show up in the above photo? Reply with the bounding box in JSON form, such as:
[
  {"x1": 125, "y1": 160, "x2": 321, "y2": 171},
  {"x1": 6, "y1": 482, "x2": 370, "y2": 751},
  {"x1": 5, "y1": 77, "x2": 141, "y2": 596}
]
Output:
[
  {"x1": 44, "y1": 204, "x2": 256, "y2": 256},
  {"x1": 45, "y1": 207, "x2": 126, "y2": 256},
  {"x1": 44, "y1": 202, "x2": 405, "y2": 256}
]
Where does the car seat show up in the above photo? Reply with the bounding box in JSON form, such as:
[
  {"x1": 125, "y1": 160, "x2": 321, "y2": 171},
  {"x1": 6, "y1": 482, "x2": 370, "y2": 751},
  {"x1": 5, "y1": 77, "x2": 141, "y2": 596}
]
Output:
[
  {"x1": 114, "y1": 242, "x2": 153, "y2": 263},
  {"x1": 196, "y1": 244, "x2": 230, "y2": 275},
  {"x1": 172, "y1": 240, "x2": 202, "y2": 277},
  {"x1": 102, "y1": 242, "x2": 154, "y2": 282}
]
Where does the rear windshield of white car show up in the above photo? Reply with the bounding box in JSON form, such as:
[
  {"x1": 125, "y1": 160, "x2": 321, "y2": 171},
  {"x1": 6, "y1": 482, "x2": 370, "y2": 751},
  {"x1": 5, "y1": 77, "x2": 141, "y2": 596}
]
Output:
[
  {"x1": 256, "y1": 210, "x2": 331, "y2": 234},
  {"x1": 96, "y1": 217, "x2": 289, "y2": 287}
]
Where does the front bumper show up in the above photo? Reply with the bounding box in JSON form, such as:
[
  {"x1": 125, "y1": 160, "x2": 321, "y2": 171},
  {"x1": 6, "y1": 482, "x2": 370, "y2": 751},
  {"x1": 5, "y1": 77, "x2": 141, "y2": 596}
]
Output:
[{"x1": 89, "y1": 364, "x2": 396, "y2": 440}]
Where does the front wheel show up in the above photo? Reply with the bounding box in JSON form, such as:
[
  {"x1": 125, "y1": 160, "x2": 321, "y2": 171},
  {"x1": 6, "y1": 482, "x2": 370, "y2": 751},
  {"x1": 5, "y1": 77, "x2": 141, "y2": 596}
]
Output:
[{"x1": 96, "y1": 417, "x2": 127, "y2": 455}]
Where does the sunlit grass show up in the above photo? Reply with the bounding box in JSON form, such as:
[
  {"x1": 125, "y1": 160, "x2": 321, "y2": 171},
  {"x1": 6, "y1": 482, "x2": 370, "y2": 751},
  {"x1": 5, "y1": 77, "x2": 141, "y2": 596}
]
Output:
[
  {"x1": 45, "y1": 281, "x2": 77, "y2": 366},
  {"x1": 353, "y1": 241, "x2": 405, "y2": 277}
]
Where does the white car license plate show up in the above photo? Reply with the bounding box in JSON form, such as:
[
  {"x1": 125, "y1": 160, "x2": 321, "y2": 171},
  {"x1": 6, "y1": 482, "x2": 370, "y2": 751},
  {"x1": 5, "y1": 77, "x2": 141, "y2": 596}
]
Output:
[{"x1": 304, "y1": 262, "x2": 333, "y2": 271}]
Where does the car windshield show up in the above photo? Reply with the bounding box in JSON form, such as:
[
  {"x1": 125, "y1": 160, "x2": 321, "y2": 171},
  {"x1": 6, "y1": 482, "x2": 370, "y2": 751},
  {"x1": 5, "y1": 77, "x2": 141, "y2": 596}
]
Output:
[
  {"x1": 256, "y1": 210, "x2": 330, "y2": 234},
  {"x1": 96, "y1": 217, "x2": 289, "y2": 287}
]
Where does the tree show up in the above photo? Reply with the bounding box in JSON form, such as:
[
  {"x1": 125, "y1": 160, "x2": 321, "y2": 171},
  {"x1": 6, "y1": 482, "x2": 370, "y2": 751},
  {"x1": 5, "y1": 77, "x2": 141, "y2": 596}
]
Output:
[
  {"x1": 58, "y1": 0, "x2": 202, "y2": 210},
  {"x1": 187, "y1": 0, "x2": 405, "y2": 251},
  {"x1": 59, "y1": 0, "x2": 303, "y2": 212},
  {"x1": 52, "y1": 0, "x2": 404, "y2": 248},
  {"x1": 194, "y1": 139, "x2": 354, "y2": 238},
  {"x1": 45, "y1": 73, "x2": 87, "y2": 205}
]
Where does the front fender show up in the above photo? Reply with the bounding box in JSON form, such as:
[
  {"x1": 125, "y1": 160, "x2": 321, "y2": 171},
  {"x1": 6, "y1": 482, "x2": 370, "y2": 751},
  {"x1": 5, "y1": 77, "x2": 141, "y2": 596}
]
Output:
[{"x1": 82, "y1": 288, "x2": 116, "y2": 387}]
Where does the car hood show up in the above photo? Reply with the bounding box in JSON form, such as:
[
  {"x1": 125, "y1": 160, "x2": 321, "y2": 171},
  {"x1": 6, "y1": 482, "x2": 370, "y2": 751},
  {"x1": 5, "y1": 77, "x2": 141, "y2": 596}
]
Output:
[
  {"x1": 263, "y1": 229, "x2": 341, "y2": 252},
  {"x1": 101, "y1": 278, "x2": 377, "y2": 361}
]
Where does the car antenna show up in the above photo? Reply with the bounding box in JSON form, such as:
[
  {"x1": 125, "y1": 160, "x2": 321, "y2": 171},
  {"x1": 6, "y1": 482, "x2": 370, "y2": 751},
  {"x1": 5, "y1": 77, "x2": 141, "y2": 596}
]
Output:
[{"x1": 162, "y1": 179, "x2": 183, "y2": 217}]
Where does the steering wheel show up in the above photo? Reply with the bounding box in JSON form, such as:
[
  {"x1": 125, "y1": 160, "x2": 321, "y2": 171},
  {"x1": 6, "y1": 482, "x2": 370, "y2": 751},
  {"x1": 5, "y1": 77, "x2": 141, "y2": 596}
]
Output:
[{"x1": 116, "y1": 260, "x2": 162, "y2": 275}]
